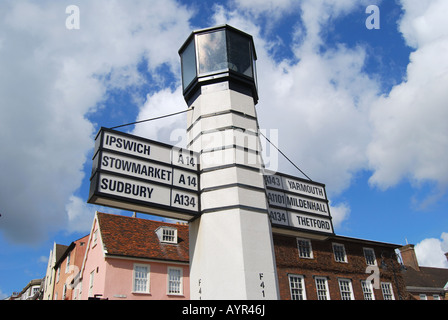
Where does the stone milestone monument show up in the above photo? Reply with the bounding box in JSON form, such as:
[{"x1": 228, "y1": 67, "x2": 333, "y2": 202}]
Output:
[{"x1": 179, "y1": 25, "x2": 280, "y2": 299}]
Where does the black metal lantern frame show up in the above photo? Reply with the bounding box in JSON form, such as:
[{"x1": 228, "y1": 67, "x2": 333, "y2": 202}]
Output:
[{"x1": 179, "y1": 25, "x2": 258, "y2": 104}]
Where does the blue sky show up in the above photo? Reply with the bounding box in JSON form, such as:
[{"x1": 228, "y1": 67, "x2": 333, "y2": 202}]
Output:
[{"x1": 1, "y1": 0, "x2": 448, "y2": 298}]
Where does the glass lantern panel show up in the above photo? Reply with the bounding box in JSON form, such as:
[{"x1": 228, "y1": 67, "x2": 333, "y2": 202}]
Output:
[
  {"x1": 197, "y1": 30, "x2": 227, "y2": 75},
  {"x1": 181, "y1": 39, "x2": 197, "y2": 90},
  {"x1": 227, "y1": 30, "x2": 253, "y2": 78}
]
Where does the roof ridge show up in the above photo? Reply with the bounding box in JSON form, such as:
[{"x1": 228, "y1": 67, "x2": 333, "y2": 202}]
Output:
[
  {"x1": 95, "y1": 211, "x2": 189, "y2": 263},
  {"x1": 96, "y1": 211, "x2": 188, "y2": 228}
]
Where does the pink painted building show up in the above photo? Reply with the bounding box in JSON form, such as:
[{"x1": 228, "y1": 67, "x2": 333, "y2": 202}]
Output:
[{"x1": 77, "y1": 212, "x2": 190, "y2": 300}]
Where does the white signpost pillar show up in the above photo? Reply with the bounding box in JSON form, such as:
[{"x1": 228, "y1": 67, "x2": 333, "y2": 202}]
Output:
[{"x1": 179, "y1": 25, "x2": 280, "y2": 299}]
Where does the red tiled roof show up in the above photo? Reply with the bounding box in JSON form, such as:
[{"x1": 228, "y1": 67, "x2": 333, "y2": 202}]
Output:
[{"x1": 96, "y1": 212, "x2": 189, "y2": 263}]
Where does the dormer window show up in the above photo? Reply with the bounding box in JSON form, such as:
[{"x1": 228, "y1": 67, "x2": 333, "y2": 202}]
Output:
[{"x1": 156, "y1": 226, "x2": 178, "y2": 244}]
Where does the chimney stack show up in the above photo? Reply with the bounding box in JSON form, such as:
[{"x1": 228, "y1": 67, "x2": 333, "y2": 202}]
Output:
[{"x1": 399, "y1": 244, "x2": 420, "y2": 271}]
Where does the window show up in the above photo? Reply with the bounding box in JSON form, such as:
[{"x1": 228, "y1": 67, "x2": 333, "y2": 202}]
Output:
[
  {"x1": 333, "y1": 243, "x2": 347, "y2": 262},
  {"x1": 56, "y1": 267, "x2": 60, "y2": 283},
  {"x1": 419, "y1": 294, "x2": 427, "y2": 300},
  {"x1": 363, "y1": 248, "x2": 377, "y2": 266},
  {"x1": 361, "y1": 280, "x2": 375, "y2": 300},
  {"x1": 433, "y1": 294, "x2": 440, "y2": 300},
  {"x1": 65, "y1": 252, "x2": 71, "y2": 273},
  {"x1": 156, "y1": 226, "x2": 178, "y2": 244},
  {"x1": 197, "y1": 30, "x2": 227, "y2": 75},
  {"x1": 381, "y1": 282, "x2": 395, "y2": 300},
  {"x1": 168, "y1": 267, "x2": 183, "y2": 295},
  {"x1": 62, "y1": 284, "x2": 67, "y2": 300},
  {"x1": 315, "y1": 277, "x2": 330, "y2": 300},
  {"x1": 92, "y1": 230, "x2": 98, "y2": 247},
  {"x1": 180, "y1": 37, "x2": 197, "y2": 90},
  {"x1": 133, "y1": 264, "x2": 150, "y2": 293},
  {"x1": 297, "y1": 238, "x2": 313, "y2": 258},
  {"x1": 227, "y1": 29, "x2": 253, "y2": 77},
  {"x1": 163, "y1": 228, "x2": 177, "y2": 243},
  {"x1": 32, "y1": 287, "x2": 39, "y2": 296},
  {"x1": 338, "y1": 279, "x2": 354, "y2": 300},
  {"x1": 288, "y1": 275, "x2": 306, "y2": 300},
  {"x1": 88, "y1": 270, "x2": 94, "y2": 297}
]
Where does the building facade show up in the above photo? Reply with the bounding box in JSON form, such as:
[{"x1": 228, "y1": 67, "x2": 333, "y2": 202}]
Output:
[
  {"x1": 77, "y1": 212, "x2": 190, "y2": 300},
  {"x1": 399, "y1": 244, "x2": 448, "y2": 300},
  {"x1": 52, "y1": 235, "x2": 89, "y2": 300},
  {"x1": 274, "y1": 233, "x2": 408, "y2": 300},
  {"x1": 42, "y1": 242, "x2": 68, "y2": 300},
  {"x1": 7, "y1": 279, "x2": 43, "y2": 300}
]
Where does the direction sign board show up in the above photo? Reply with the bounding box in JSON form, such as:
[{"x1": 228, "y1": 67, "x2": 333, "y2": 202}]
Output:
[
  {"x1": 89, "y1": 127, "x2": 200, "y2": 220},
  {"x1": 264, "y1": 171, "x2": 334, "y2": 236}
]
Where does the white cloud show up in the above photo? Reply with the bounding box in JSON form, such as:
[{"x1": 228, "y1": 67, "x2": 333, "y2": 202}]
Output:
[
  {"x1": 66, "y1": 195, "x2": 126, "y2": 234},
  {"x1": 66, "y1": 196, "x2": 96, "y2": 234},
  {"x1": 2, "y1": 0, "x2": 446, "y2": 245},
  {"x1": 212, "y1": 3, "x2": 378, "y2": 198},
  {"x1": 0, "y1": 0, "x2": 193, "y2": 244},
  {"x1": 131, "y1": 86, "x2": 188, "y2": 145},
  {"x1": 414, "y1": 232, "x2": 448, "y2": 268},
  {"x1": 398, "y1": 0, "x2": 448, "y2": 49},
  {"x1": 329, "y1": 202, "x2": 351, "y2": 229},
  {"x1": 367, "y1": 0, "x2": 448, "y2": 193}
]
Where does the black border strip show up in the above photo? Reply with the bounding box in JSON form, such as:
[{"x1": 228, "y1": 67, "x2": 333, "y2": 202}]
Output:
[
  {"x1": 201, "y1": 204, "x2": 268, "y2": 215},
  {"x1": 94, "y1": 127, "x2": 200, "y2": 173},
  {"x1": 88, "y1": 171, "x2": 199, "y2": 216},
  {"x1": 92, "y1": 150, "x2": 199, "y2": 194}
]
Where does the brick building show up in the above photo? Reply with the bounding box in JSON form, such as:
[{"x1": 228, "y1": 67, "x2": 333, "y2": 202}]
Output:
[
  {"x1": 43, "y1": 212, "x2": 412, "y2": 300},
  {"x1": 399, "y1": 244, "x2": 448, "y2": 300},
  {"x1": 273, "y1": 233, "x2": 408, "y2": 300},
  {"x1": 52, "y1": 235, "x2": 89, "y2": 300}
]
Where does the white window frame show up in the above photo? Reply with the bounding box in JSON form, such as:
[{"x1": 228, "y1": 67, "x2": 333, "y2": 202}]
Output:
[
  {"x1": 133, "y1": 263, "x2": 150, "y2": 294},
  {"x1": 363, "y1": 248, "x2": 377, "y2": 266},
  {"x1": 92, "y1": 230, "x2": 98, "y2": 247},
  {"x1": 288, "y1": 274, "x2": 307, "y2": 300},
  {"x1": 78, "y1": 280, "x2": 82, "y2": 300},
  {"x1": 338, "y1": 278, "x2": 354, "y2": 300},
  {"x1": 62, "y1": 283, "x2": 67, "y2": 300},
  {"x1": 65, "y1": 252, "x2": 71, "y2": 273},
  {"x1": 297, "y1": 238, "x2": 313, "y2": 259},
  {"x1": 167, "y1": 267, "x2": 183, "y2": 295},
  {"x1": 333, "y1": 243, "x2": 347, "y2": 263},
  {"x1": 314, "y1": 277, "x2": 330, "y2": 300},
  {"x1": 56, "y1": 267, "x2": 60, "y2": 283},
  {"x1": 155, "y1": 226, "x2": 178, "y2": 244},
  {"x1": 381, "y1": 282, "x2": 395, "y2": 300},
  {"x1": 88, "y1": 270, "x2": 94, "y2": 297},
  {"x1": 162, "y1": 227, "x2": 177, "y2": 244},
  {"x1": 361, "y1": 280, "x2": 375, "y2": 300}
]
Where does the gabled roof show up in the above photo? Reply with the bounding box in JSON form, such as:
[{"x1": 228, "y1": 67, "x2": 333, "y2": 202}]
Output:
[
  {"x1": 54, "y1": 235, "x2": 89, "y2": 269},
  {"x1": 96, "y1": 212, "x2": 189, "y2": 263},
  {"x1": 55, "y1": 244, "x2": 69, "y2": 263},
  {"x1": 402, "y1": 265, "x2": 448, "y2": 292}
]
